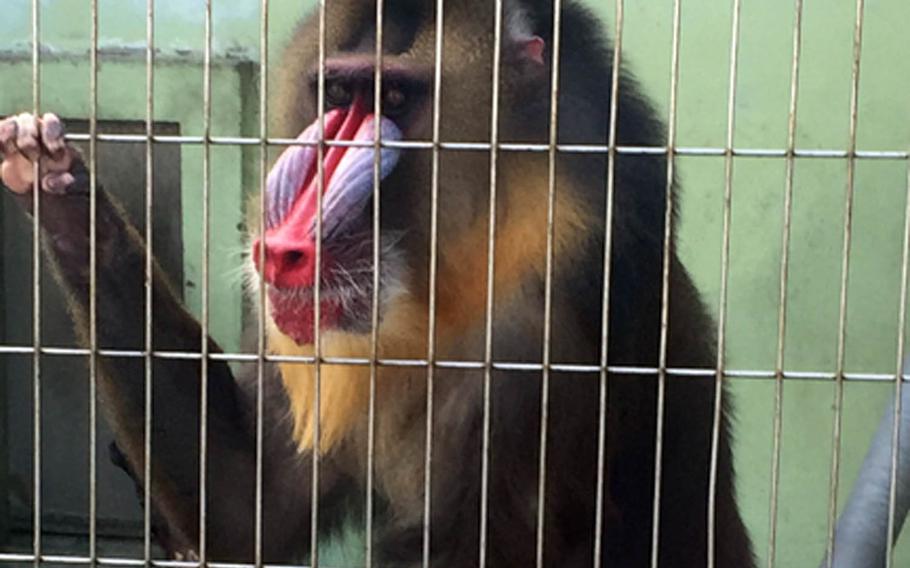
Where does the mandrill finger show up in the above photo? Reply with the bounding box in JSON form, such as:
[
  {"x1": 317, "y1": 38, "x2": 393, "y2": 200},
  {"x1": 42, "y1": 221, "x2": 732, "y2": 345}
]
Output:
[
  {"x1": 40, "y1": 113, "x2": 67, "y2": 157},
  {"x1": 42, "y1": 172, "x2": 76, "y2": 194},
  {"x1": 0, "y1": 117, "x2": 19, "y2": 158},
  {"x1": 15, "y1": 113, "x2": 40, "y2": 161},
  {"x1": 42, "y1": 159, "x2": 89, "y2": 195}
]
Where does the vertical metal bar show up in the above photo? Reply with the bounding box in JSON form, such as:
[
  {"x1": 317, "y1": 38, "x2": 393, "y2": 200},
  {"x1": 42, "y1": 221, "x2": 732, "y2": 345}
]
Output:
[
  {"x1": 650, "y1": 1, "x2": 682, "y2": 566},
  {"x1": 30, "y1": 0, "x2": 42, "y2": 564},
  {"x1": 593, "y1": 1, "x2": 624, "y2": 566},
  {"x1": 144, "y1": 0, "x2": 156, "y2": 564},
  {"x1": 199, "y1": 0, "x2": 214, "y2": 563},
  {"x1": 310, "y1": 1, "x2": 327, "y2": 565},
  {"x1": 88, "y1": 0, "x2": 100, "y2": 563},
  {"x1": 422, "y1": 0, "x2": 445, "y2": 566},
  {"x1": 536, "y1": 1, "x2": 563, "y2": 566},
  {"x1": 478, "y1": 1, "x2": 504, "y2": 567},
  {"x1": 825, "y1": 2, "x2": 865, "y2": 565},
  {"x1": 879, "y1": 175, "x2": 910, "y2": 566},
  {"x1": 883, "y1": 161, "x2": 910, "y2": 568},
  {"x1": 366, "y1": 0, "x2": 385, "y2": 565},
  {"x1": 767, "y1": 2, "x2": 804, "y2": 566},
  {"x1": 254, "y1": 1, "x2": 269, "y2": 567},
  {"x1": 708, "y1": 2, "x2": 742, "y2": 567}
]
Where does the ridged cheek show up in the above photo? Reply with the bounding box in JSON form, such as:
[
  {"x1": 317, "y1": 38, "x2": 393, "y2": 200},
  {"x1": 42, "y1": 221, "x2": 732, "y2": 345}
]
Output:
[
  {"x1": 264, "y1": 110, "x2": 402, "y2": 238},
  {"x1": 265, "y1": 121, "x2": 320, "y2": 230},
  {"x1": 265, "y1": 108, "x2": 348, "y2": 230},
  {"x1": 320, "y1": 116, "x2": 402, "y2": 239}
]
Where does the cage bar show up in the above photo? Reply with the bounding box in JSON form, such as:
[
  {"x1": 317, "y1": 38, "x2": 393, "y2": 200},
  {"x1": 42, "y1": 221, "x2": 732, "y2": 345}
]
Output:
[
  {"x1": 61, "y1": 131, "x2": 910, "y2": 158},
  {"x1": 766, "y1": 1, "x2": 805, "y2": 566},
  {"x1": 197, "y1": 0, "x2": 215, "y2": 562},
  {"x1": 593, "y1": 2, "x2": 625, "y2": 565},
  {"x1": 422, "y1": 0, "x2": 446, "y2": 566},
  {"x1": 882, "y1": 139, "x2": 910, "y2": 568},
  {"x1": 649, "y1": 0, "x2": 683, "y2": 565},
  {"x1": 365, "y1": 0, "x2": 386, "y2": 565},
  {"x1": 32, "y1": 131, "x2": 910, "y2": 161},
  {"x1": 4, "y1": 341, "x2": 910, "y2": 382},
  {"x1": 824, "y1": 2, "x2": 866, "y2": 566},
  {"x1": 254, "y1": 1, "x2": 270, "y2": 567},
  {"x1": 535, "y1": 1, "x2": 564, "y2": 566},
  {"x1": 477, "y1": 1, "x2": 505, "y2": 567},
  {"x1": 30, "y1": 0, "x2": 42, "y2": 564},
  {"x1": 144, "y1": 0, "x2": 157, "y2": 564},
  {"x1": 309, "y1": 1, "x2": 328, "y2": 565},
  {"x1": 707, "y1": 1, "x2": 743, "y2": 566},
  {"x1": 0, "y1": 553, "x2": 340, "y2": 568},
  {"x1": 88, "y1": 0, "x2": 100, "y2": 563}
]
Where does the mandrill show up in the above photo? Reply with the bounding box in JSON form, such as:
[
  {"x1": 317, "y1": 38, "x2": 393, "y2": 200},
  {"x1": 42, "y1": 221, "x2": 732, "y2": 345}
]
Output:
[{"x1": 0, "y1": 0, "x2": 755, "y2": 566}]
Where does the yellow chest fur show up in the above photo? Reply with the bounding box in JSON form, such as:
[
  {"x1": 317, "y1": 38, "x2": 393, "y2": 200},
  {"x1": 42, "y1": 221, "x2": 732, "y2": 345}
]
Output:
[{"x1": 267, "y1": 300, "x2": 428, "y2": 453}]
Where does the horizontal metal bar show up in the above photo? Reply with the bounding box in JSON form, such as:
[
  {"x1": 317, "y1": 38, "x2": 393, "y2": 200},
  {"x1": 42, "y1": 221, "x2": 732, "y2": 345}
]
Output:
[
  {"x1": 57, "y1": 132, "x2": 910, "y2": 160},
  {"x1": 0, "y1": 554, "x2": 310, "y2": 568},
  {"x1": 0, "y1": 343, "x2": 904, "y2": 382},
  {"x1": 0, "y1": 553, "x2": 328, "y2": 568}
]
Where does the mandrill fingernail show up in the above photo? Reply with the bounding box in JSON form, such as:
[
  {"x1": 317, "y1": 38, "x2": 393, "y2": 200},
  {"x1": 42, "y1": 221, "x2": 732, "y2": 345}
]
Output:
[{"x1": 42, "y1": 172, "x2": 74, "y2": 194}]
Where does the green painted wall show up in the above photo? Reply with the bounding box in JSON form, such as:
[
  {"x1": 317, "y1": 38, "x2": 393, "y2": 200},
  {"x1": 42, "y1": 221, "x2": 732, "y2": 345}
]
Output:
[
  {"x1": 2, "y1": 1, "x2": 909, "y2": 566},
  {"x1": 611, "y1": 2, "x2": 910, "y2": 566}
]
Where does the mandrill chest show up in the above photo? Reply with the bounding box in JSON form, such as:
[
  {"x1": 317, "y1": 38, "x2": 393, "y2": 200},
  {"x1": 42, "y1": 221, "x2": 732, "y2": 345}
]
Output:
[{"x1": 267, "y1": 296, "x2": 431, "y2": 456}]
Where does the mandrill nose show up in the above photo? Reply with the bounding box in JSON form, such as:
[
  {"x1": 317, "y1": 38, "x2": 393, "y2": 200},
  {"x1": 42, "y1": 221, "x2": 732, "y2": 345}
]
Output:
[{"x1": 252, "y1": 232, "x2": 318, "y2": 288}]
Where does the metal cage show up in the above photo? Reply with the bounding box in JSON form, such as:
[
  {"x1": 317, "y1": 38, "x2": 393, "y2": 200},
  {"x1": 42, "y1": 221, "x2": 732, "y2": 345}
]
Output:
[{"x1": 0, "y1": 1, "x2": 908, "y2": 567}]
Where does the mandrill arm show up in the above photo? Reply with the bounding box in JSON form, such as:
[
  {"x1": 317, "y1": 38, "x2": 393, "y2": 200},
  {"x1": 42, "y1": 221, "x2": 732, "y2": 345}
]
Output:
[{"x1": 0, "y1": 113, "x2": 328, "y2": 561}]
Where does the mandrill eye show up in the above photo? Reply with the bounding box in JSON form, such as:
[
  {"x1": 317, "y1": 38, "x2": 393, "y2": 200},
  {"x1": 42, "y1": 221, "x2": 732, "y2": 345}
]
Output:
[
  {"x1": 382, "y1": 85, "x2": 407, "y2": 117},
  {"x1": 325, "y1": 79, "x2": 353, "y2": 108}
]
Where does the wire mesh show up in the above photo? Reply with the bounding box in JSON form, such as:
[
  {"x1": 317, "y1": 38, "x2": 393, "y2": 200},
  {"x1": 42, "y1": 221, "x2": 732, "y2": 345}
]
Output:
[{"x1": 1, "y1": 1, "x2": 909, "y2": 568}]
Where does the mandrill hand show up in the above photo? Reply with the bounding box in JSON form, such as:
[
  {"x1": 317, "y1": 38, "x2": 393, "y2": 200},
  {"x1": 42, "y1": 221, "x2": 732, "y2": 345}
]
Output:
[
  {"x1": 1, "y1": 112, "x2": 114, "y2": 269},
  {"x1": 0, "y1": 112, "x2": 87, "y2": 195}
]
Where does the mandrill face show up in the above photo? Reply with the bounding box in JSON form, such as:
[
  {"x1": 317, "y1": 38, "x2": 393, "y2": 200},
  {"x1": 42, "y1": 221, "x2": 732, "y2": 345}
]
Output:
[
  {"x1": 250, "y1": 5, "x2": 552, "y2": 347},
  {"x1": 251, "y1": 59, "x2": 435, "y2": 346}
]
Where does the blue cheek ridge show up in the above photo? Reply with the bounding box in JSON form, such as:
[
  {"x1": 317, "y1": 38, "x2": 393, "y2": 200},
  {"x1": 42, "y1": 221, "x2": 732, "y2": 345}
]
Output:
[
  {"x1": 265, "y1": 121, "x2": 320, "y2": 229},
  {"x1": 320, "y1": 118, "x2": 403, "y2": 239}
]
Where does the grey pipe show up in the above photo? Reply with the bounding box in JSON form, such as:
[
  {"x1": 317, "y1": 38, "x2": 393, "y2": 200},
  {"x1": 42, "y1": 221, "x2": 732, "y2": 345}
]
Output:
[{"x1": 821, "y1": 356, "x2": 910, "y2": 567}]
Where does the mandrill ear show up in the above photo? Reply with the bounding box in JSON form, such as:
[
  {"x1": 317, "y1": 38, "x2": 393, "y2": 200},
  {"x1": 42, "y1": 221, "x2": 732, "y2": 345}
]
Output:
[
  {"x1": 504, "y1": 1, "x2": 547, "y2": 67},
  {"x1": 515, "y1": 35, "x2": 545, "y2": 65}
]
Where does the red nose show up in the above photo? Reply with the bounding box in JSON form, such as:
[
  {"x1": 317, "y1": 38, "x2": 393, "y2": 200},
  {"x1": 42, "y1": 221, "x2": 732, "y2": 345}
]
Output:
[
  {"x1": 253, "y1": 96, "x2": 369, "y2": 289},
  {"x1": 252, "y1": 232, "x2": 319, "y2": 288}
]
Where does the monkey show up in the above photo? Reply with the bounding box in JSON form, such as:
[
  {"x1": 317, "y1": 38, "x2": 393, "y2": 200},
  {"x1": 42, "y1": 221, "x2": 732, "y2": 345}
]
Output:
[{"x1": 0, "y1": 0, "x2": 756, "y2": 566}]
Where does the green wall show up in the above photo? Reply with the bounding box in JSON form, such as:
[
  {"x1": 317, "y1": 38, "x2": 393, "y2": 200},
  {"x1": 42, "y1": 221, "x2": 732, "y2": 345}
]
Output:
[
  {"x1": 613, "y1": 2, "x2": 910, "y2": 566},
  {"x1": 2, "y1": 0, "x2": 909, "y2": 566}
]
